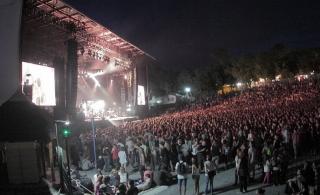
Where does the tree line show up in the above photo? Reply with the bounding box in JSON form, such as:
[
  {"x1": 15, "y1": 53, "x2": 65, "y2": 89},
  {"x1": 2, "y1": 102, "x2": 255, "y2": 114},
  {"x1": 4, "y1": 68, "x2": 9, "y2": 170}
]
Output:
[{"x1": 149, "y1": 44, "x2": 320, "y2": 97}]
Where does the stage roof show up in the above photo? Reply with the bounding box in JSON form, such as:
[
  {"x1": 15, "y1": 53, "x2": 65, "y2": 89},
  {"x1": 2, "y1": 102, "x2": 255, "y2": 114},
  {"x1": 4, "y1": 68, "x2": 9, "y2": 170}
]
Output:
[{"x1": 24, "y1": 0, "x2": 153, "y2": 60}]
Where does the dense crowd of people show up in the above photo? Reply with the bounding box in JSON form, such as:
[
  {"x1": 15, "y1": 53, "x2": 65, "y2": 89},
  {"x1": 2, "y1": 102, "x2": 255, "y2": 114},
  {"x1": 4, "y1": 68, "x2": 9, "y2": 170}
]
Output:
[{"x1": 70, "y1": 77, "x2": 320, "y2": 195}]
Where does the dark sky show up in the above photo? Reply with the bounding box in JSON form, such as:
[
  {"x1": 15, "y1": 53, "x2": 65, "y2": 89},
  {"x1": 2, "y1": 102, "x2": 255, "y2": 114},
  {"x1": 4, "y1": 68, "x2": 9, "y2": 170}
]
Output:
[{"x1": 66, "y1": 0, "x2": 320, "y2": 70}]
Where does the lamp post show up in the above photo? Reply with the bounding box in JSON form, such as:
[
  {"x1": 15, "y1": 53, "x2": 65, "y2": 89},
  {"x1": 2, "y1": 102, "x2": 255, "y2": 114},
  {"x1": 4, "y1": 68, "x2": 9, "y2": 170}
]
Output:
[
  {"x1": 54, "y1": 120, "x2": 70, "y2": 193},
  {"x1": 184, "y1": 87, "x2": 191, "y2": 100},
  {"x1": 91, "y1": 117, "x2": 97, "y2": 169}
]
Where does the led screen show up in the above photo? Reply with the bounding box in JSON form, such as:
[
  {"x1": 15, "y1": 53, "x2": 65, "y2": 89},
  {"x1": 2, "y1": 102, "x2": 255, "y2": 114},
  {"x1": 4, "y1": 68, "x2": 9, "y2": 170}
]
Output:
[
  {"x1": 137, "y1": 85, "x2": 145, "y2": 105},
  {"x1": 22, "y1": 62, "x2": 56, "y2": 106}
]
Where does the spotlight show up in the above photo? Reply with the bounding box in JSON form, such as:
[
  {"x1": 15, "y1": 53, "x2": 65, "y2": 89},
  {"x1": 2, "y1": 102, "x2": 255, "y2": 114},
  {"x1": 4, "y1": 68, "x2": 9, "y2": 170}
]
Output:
[
  {"x1": 88, "y1": 73, "x2": 101, "y2": 87},
  {"x1": 236, "y1": 82, "x2": 243, "y2": 87},
  {"x1": 184, "y1": 87, "x2": 191, "y2": 93}
]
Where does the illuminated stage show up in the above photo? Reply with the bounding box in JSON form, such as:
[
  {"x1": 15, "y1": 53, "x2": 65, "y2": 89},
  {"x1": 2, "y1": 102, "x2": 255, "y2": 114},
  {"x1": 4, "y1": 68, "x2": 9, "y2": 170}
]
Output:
[
  {"x1": 84, "y1": 116, "x2": 138, "y2": 127},
  {"x1": 21, "y1": 0, "x2": 153, "y2": 120}
]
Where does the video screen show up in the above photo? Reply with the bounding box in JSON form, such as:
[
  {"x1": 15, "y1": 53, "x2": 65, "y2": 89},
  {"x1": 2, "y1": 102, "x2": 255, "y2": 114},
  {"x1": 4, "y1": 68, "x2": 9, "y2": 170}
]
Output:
[
  {"x1": 22, "y1": 62, "x2": 56, "y2": 106},
  {"x1": 137, "y1": 85, "x2": 146, "y2": 105}
]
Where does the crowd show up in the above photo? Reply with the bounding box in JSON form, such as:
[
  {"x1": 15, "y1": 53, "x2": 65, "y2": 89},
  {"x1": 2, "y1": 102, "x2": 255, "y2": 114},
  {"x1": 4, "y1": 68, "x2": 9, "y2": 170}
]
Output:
[{"x1": 70, "y1": 77, "x2": 320, "y2": 195}]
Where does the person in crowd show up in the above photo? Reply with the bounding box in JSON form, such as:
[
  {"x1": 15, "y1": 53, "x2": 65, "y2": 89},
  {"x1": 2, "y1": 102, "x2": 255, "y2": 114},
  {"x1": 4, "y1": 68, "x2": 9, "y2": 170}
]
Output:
[
  {"x1": 176, "y1": 154, "x2": 188, "y2": 195},
  {"x1": 136, "y1": 173, "x2": 153, "y2": 191},
  {"x1": 137, "y1": 145, "x2": 146, "y2": 182},
  {"x1": 272, "y1": 155, "x2": 281, "y2": 185},
  {"x1": 221, "y1": 140, "x2": 230, "y2": 170},
  {"x1": 126, "y1": 137, "x2": 135, "y2": 166},
  {"x1": 263, "y1": 158, "x2": 271, "y2": 185},
  {"x1": 118, "y1": 147, "x2": 127, "y2": 171},
  {"x1": 93, "y1": 169, "x2": 103, "y2": 186},
  {"x1": 211, "y1": 139, "x2": 220, "y2": 169},
  {"x1": 110, "y1": 169, "x2": 120, "y2": 187},
  {"x1": 97, "y1": 155, "x2": 105, "y2": 170},
  {"x1": 234, "y1": 149, "x2": 241, "y2": 186},
  {"x1": 204, "y1": 155, "x2": 217, "y2": 194},
  {"x1": 171, "y1": 140, "x2": 179, "y2": 172},
  {"x1": 99, "y1": 176, "x2": 114, "y2": 195},
  {"x1": 154, "y1": 164, "x2": 174, "y2": 186},
  {"x1": 112, "y1": 144, "x2": 119, "y2": 168},
  {"x1": 102, "y1": 144, "x2": 111, "y2": 172},
  {"x1": 144, "y1": 166, "x2": 154, "y2": 182},
  {"x1": 248, "y1": 142, "x2": 256, "y2": 182},
  {"x1": 159, "y1": 142, "x2": 170, "y2": 170},
  {"x1": 197, "y1": 140, "x2": 206, "y2": 171},
  {"x1": 296, "y1": 169, "x2": 307, "y2": 194},
  {"x1": 191, "y1": 157, "x2": 200, "y2": 195},
  {"x1": 118, "y1": 166, "x2": 128, "y2": 185},
  {"x1": 302, "y1": 161, "x2": 316, "y2": 195},
  {"x1": 95, "y1": 175, "x2": 103, "y2": 195},
  {"x1": 126, "y1": 180, "x2": 139, "y2": 195},
  {"x1": 117, "y1": 183, "x2": 127, "y2": 195},
  {"x1": 238, "y1": 152, "x2": 249, "y2": 193},
  {"x1": 292, "y1": 129, "x2": 300, "y2": 160}
]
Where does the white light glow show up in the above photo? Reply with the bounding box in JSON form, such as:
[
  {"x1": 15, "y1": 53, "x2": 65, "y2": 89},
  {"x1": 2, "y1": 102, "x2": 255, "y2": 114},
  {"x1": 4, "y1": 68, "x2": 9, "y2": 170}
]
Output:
[
  {"x1": 137, "y1": 85, "x2": 146, "y2": 105},
  {"x1": 236, "y1": 82, "x2": 242, "y2": 87},
  {"x1": 89, "y1": 100, "x2": 105, "y2": 113},
  {"x1": 185, "y1": 87, "x2": 191, "y2": 93},
  {"x1": 88, "y1": 73, "x2": 101, "y2": 87}
]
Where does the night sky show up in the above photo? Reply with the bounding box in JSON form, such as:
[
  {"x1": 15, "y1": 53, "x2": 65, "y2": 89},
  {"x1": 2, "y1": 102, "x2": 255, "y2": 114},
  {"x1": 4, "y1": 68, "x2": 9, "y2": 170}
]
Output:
[{"x1": 66, "y1": 0, "x2": 320, "y2": 70}]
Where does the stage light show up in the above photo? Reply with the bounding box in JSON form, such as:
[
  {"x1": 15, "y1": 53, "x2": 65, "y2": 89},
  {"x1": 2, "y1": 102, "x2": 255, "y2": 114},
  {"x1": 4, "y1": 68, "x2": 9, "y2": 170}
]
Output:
[
  {"x1": 156, "y1": 100, "x2": 161, "y2": 104},
  {"x1": 88, "y1": 73, "x2": 101, "y2": 87},
  {"x1": 184, "y1": 87, "x2": 191, "y2": 93},
  {"x1": 91, "y1": 100, "x2": 105, "y2": 112},
  {"x1": 236, "y1": 82, "x2": 242, "y2": 87},
  {"x1": 65, "y1": 121, "x2": 70, "y2": 126}
]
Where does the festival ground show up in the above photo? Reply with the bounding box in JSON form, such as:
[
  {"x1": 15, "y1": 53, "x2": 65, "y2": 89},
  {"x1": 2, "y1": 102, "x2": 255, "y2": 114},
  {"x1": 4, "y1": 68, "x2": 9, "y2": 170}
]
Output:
[{"x1": 80, "y1": 165, "x2": 285, "y2": 195}]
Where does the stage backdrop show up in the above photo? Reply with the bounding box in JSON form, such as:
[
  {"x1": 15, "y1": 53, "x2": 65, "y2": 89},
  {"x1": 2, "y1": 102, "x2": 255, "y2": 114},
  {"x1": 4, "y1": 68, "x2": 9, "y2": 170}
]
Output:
[{"x1": 0, "y1": 0, "x2": 23, "y2": 105}]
